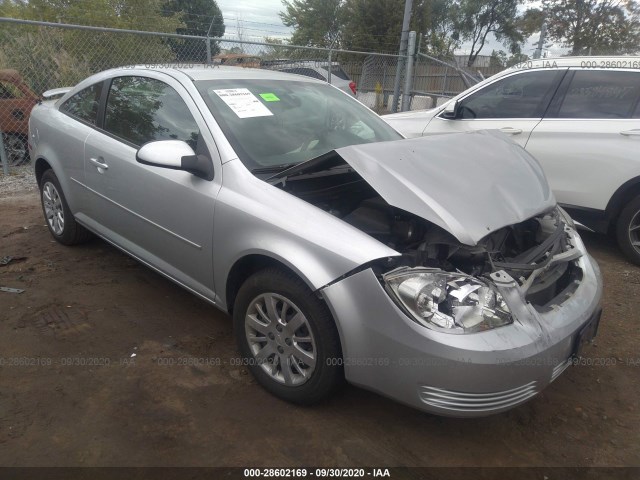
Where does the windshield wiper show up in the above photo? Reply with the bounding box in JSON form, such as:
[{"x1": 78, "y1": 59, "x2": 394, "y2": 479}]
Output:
[{"x1": 251, "y1": 163, "x2": 298, "y2": 174}]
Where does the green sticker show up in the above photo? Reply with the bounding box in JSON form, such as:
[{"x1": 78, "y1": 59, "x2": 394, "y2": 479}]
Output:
[{"x1": 260, "y1": 93, "x2": 280, "y2": 102}]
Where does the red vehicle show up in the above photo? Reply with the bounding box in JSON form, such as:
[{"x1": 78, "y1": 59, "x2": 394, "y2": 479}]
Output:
[{"x1": 0, "y1": 69, "x2": 38, "y2": 166}]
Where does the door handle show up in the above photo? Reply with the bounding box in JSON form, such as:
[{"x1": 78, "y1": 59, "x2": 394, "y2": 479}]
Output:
[
  {"x1": 499, "y1": 127, "x2": 523, "y2": 135},
  {"x1": 620, "y1": 129, "x2": 640, "y2": 136},
  {"x1": 89, "y1": 157, "x2": 109, "y2": 170}
]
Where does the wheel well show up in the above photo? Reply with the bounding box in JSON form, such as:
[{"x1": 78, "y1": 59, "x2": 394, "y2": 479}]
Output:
[
  {"x1": 606, "y1": 177, "x2": 640, "y2": 231},
  {"x1": 34, "y1": 157, "x2": 52, "y2": 187},
  {"x1": 225, "y1": 255, "x2": 307, "y2": 314}
]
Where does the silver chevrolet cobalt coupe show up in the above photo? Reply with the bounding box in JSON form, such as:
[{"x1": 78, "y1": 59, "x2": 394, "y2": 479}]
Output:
[{"x1": 29, "y1": 66, "x2": 602, "y2": 416}]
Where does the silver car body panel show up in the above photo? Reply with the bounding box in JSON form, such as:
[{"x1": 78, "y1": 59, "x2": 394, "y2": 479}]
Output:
[
  {"x1": 333, "y1": 131, "x2": 555, "y2": 246},
  {"x1": 213, "y1": 159, "x2": 399, "y2": 309},
  {"x1": 321, "y1": 230, "x2": 602, "y2": 417},
  {"x1": 29, "y1": 65, "x2": 603, "y2": 417}
]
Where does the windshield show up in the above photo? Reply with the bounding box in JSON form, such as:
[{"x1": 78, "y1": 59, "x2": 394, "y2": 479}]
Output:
[{"x1": 196, "y1": 79, "x2": 402, "y2": 171}]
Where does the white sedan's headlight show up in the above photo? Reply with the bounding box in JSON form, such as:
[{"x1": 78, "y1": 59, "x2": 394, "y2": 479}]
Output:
[{"x1": 384, "y1": 269, "x2": 512, "y2": 333}]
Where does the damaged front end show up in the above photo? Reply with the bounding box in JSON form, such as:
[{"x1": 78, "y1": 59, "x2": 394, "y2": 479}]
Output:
[
  {"x1": 380, "y1": 208, "x2": 584, "y2": 334},
  {"x1": 269, "y1": 134, "x2": 585, "y2": 334}
]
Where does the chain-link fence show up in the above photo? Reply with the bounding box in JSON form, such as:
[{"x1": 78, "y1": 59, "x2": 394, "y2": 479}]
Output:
[{"x1": 0, "y1": 16, "x2": 495, "y2": 173}]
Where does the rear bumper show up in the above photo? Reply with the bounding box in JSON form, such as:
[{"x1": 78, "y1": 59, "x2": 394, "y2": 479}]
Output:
[{"x1": 321, "y1": 232, "x2": 603, "y2": 417}]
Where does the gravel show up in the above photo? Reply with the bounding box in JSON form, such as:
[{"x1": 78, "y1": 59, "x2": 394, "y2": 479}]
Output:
[{"x1": 0, "y1": 163, "x2": 37, "y2": 195}]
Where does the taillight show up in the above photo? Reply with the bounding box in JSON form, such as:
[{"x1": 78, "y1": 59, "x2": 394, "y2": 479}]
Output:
[{"x1": 349, "y1": 81, "x2": 357, "y2": 95}]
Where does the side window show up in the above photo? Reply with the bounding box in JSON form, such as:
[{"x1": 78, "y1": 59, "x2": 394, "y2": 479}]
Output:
[
  {"x1": 59, "y1": 83, "x2": 103, "y2": 125},
  {"x1": 458, "y1": 71, "x2": 560, "y2": 119},
  {"x1": 558, "y1": 71, "x2": 640, "y2": 119},
  {"x1": 104, "y1": 76, "x2": 199, "y2": 149}
]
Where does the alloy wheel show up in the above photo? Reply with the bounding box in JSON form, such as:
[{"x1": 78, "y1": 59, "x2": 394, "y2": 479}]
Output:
[
  {"x1": 245, "y1": 293, "x2": 317, "y2": 386},
  {"x1": 42, "y1": 181, "x2": 65, "y2": 236},
  {"x1": 629, "y1": 209, "x2": 640, "y2": 255}
]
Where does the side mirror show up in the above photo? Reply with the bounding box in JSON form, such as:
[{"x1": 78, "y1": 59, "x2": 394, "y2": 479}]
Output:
[
  {"x1": 136, "y1": 140, "x2": 213, "y2": 180},
  {"x1": 441, "y1": 100, "x2": 459, "y2": 119}
]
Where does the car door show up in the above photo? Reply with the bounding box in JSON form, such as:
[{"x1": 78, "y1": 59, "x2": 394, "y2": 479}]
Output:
[
  {"x1": 526, "y1": 69, "x2": 640, "y2": 213},
  {"x1": 82, "y1": 73, "x2": 222, "y2": 301},
  {"x1": 52, "y1": 81, "x2": 104, "y2": 213},
  {"x1": 423, "y1": 69, "x2": 566, "y2": 147}
]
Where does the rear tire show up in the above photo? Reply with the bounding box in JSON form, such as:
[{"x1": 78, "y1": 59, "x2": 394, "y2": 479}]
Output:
[
  {"x1": 616, "y1": 195, "x2": 640, "y2": 265},
  {"x1": 39, "y1": 169, "x2": 92, "y2": 245},
  {"x1": 233, "y1": 268, "x2": 344, "y2": 405}
]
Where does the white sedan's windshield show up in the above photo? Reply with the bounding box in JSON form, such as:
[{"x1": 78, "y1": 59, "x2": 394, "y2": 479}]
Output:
[{"x1": 196, "y1": 79, "x2": 402, "y2": 171}]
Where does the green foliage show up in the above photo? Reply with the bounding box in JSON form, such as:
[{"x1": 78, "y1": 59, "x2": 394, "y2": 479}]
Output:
[
  {"x1": 455, "y1": 0, "x2": 524, "y2": 67},
  {"x1": 278, "y1": 0, "x2": 527, "y2": 61},
  {"x1": 419, "y1": 0, "x2": 461, "y2": 58},
  {"x1": 537, "y1": 0, "x2": 640, "y2": 55},
  {"x1": 280, "y1": 0, "x2": 343, "y2": 48},
  {"x1": 489, "y1": 49, "x2": 529, "y2": 68},
  {"x1": 0, "y1": 0, "x2": 200, "y2": 93},
  {"x1": 163, "y1": 0, "x2": 226, "y2": 60},
  {"x1": 261, "y1": 37, "x2": 297, "y2": 60},
  {"x1": 280, "y1": 0, "x2": 461, "y2": 56}
]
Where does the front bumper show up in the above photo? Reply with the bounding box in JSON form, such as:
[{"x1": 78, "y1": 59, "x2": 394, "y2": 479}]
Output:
[{"x1": 320, "y1": 232, "x2": 603, "y2": 417}]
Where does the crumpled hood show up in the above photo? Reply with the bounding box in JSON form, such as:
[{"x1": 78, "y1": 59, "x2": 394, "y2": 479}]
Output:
[
  {"x1": 272, "y1": 130, "x2": 555, "y2": 246},
  {"x1": 335, "y1": 131, "x2": 554, "y2": 245}
]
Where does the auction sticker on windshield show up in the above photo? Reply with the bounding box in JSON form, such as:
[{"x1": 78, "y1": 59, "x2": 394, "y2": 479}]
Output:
[{"x1": 213, "y1": 88, "x2": 273, "y2": 118}]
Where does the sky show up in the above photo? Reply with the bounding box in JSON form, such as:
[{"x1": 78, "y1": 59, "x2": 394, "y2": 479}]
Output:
[
  {"x1": 214, "y1": 0, "x2": 566, "y2": 59},
  {"x1": 215, "y1": 0, "x2": 293, "y2": 42}
]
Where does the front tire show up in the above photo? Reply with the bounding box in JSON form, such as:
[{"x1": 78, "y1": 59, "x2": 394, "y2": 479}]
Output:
[
  {"x1": 616, "y1": 195, "x2": 640, "y2": 265},
  {"x1": 40, "y1": 169, "x2": 92, "y2": 245},
  {"x1": 233, "y1": 268, "x2": 344, "y2": 405}
]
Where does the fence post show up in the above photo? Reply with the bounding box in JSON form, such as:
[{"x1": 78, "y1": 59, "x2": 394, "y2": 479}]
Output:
[
  {"x1": 0, "y1": 129, "x2": 9, "y2": 176},
  {"x1": 392, "y1": 0, "x2": 413, "y2": 112},
  {"x1": 442, "y1": 67, "x2": 448, "y2": 96},
  {"x1": 327, "y1": 49, "x2": 332, "y2": 84},
  {"x1": 401, "y1": 31, "x2": 416, "y2": 112},
  {"x1": 206, "y1": 37, "x2": 211, "y2": 64}
]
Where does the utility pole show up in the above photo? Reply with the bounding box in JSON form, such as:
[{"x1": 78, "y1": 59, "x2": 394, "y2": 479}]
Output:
[
  {"x1": 533, "y1": 20, "x2": 546, "y2": 59},
  {"x1": 391, "y1": 0, "x2": 413, "y2": 113},
  {"x1": 401, "y1": 31, "x2": 416, "y2": 112}
]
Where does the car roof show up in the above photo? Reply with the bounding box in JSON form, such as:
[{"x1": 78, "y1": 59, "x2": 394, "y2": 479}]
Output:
[
  {"x1": 122, "y1": 64, "x2": 325, "y2": 83},
  {"x1": 506, "y1": 55, "x2": 640, "y2": 72}
]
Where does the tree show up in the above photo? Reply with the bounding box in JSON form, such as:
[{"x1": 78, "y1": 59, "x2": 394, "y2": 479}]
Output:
[
  {"x1": 531, "y1": 0, "x2": 640, "y2": 55},
  {"x1": 163, "y1": 0, "x2": 225, "y2": 61},
  {"x1": 489, "y1": 49, "x2": 530, "y2": 68},
  {"x1": 339, "y1": 0, "x2": 404, "y2": 53},
  {"x1": 261, "y1": 37, "x2": 295, "y2": 60},
  {"x1": 455, "y1": 0, "x2": 525, "y2": 67},
  {"x1": 280, "y1": 0, "x2": 344, "y2": 48},
  {"x1": 0, "y1": 0, "x2": 191, "y2": 93}
]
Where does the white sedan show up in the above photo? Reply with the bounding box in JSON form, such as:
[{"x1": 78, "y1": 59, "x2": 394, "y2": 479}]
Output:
[{"x1": 384, "y1": 56, "x2": 640, "y2": 265}]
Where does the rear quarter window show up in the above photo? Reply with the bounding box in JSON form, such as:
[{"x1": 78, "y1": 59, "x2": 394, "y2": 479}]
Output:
[{"x1": 59, "y1": 83, "x2": 103, "y2": 125}]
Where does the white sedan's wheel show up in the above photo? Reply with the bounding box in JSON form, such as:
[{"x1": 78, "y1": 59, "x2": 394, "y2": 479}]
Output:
[{"x1": 617, "y1": 196, "x2": 640, "y2": 266}]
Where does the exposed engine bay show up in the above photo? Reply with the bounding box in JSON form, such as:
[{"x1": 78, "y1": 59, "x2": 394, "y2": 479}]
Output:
[{"x1": 271, "y1": 163, "x2": 583, "y2": 309}]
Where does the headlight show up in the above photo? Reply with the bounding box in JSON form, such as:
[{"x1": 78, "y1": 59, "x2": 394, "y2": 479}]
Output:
[{"x1": 384, "y1": 269, "x2": 512, "y2": 333}]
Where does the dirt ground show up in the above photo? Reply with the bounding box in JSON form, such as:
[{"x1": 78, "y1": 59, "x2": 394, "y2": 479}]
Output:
[{"x1": 0, "y1": 188, "x2": 639, "y2": 468}]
